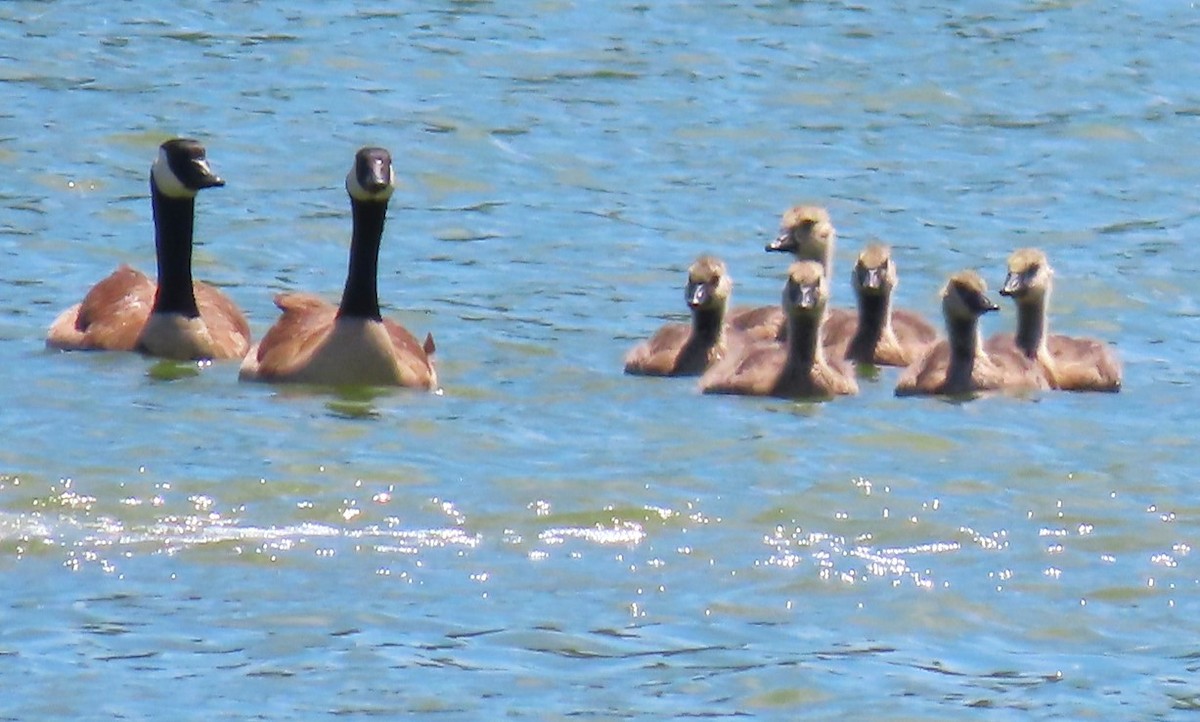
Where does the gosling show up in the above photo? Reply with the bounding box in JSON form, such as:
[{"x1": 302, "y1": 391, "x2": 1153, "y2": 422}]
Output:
[
  {"x1": 823, "y1": 243, "x2": 938, "y2": 366},
  {"x1": 895, "y1": 270, "x2": 1045, "y2": 397},
  {"x1": 728, "y1": 204, "x2": 851, "y2": 341},
  {"x1": 701, "y1": 261, "x2": 858, "y2": 399},
  {"x1": 986, "y1": 248, "x2": 1122, "y2": 392},
  {"x1": 624, "y1": 255, "x2": 744, "y2": 376}
]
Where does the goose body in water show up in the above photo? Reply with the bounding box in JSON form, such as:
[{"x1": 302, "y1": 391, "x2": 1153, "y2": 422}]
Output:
[{"x1": 47, "y1": 138, "x2": 251, "y2": 360}]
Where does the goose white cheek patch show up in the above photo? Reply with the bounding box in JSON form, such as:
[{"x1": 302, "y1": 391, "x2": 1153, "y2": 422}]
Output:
[{"x1": 150, "y1": 147, "x2": 197, "y2": 199}]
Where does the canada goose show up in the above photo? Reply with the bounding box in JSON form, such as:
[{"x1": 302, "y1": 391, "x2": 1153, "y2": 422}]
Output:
[
  {"x1": 895, "y1": 270, "x2": 1045, "y2": 397},
  {"x1": 624, "y1": 255, "x2": 745, "y2": 376},
  {"x1": 238, "y1": 147, "x2": 438, "y2": 389},
  {"x1": 765, "y1": 205, "x2": 838, "y2": 273},
  {"x1": 46, "y1": 138, "x2": 251, "y2": 360},
  {"x1": 823, "y1": 243, "x2": 938, "y2": 366},
  {"x1": 728, "y1": 204, "x2": 853, "y2": 341},
  {"x1": 986, "y1": 248, "x2": 1122, "y2": 392},
  {"x1": 701, "y1": 261, "x2": 858, "y2": 399}
]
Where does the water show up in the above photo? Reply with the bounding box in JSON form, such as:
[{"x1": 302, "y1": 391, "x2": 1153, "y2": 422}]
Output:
[{"x1": 2, "y1": 1, "x2": 1200, "y2": 718}]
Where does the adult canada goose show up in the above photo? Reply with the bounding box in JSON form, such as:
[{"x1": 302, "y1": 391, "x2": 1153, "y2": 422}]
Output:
[
  {"x1": 895, "y1": 270, "x2": 1045, "y2": 397},
  {"x1": 624, "y1": 255, "x2": 745, "y2": 376},
  {"x1": 986, "y1": 248, "x2": 1122, "y2": 392},
  {"x1": 823, "y1": 243, "x2": 938, "y2": 366},
  {"x1": 238, "y1": 146, "x2": 438, "y2": 389},
  {"x1": 728, "y1": 204, "x2": 852, "y2": 341},
  {"x1": 46, "y1": 138, "x2": 251, "y2": 360},
  {"x1": 701, "y1": 261, "x2": 858, "y2": 399}
]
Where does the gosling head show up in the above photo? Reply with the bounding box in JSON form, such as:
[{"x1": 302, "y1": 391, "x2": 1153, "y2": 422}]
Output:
[
  {"x1": 942, "y1": 270, "x2": 1000, "y2": 322},
  {"x1": 782, "y1": 260, "x2": 829, "y2": 318},
  {"x1": 347, "y1": 146, "x2": 396, "y2": 203},
  {"x1": 766, "y1": 205, "x2": 836, "y2": 260},
  {"x1": 684, "y1": 255, "x2": 732, "y2": 311},
  {"x1": 1000, "y1": 248, "x2": 1053, "y2": 303},
  {"x1": 852, "y1": 243, "x2": 897, "y2": 298},
  {"x1": 150, "y1": 138, "x2": 225, "y2": 199}
]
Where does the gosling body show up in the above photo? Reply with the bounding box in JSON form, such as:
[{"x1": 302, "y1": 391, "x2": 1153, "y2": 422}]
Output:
[
  {"x1": 896, "y1": 270, "x2": 1045, "y2": 397},
  {"x1": 624, "y1": 255, "x2": 744, "y2": 376},
  {"x1": 986, "y1": 248, "x2": 1122, "y2": 392},
  {"x1": 702, "y1": 261, "x2": 858, "y2": 399}
]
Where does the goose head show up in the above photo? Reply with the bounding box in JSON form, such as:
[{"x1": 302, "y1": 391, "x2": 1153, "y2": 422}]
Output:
[
  {"x1": 852, "y1": 243, "x2": 897, "y2": 299},
  {"x1": 782, "y1": 260, "x2": 829, "y2": 319},
  {"x1": 766, "y1": 205, "x2": 836, "y2": 263},
  {"x1": 685, "y1": 255, "x2": 732, "y2": 311},
  {"x1": 942, "y1": 270, "x2": 999, "y2": 322},
  {"x1": 347, "y1": 146, "x2": 396, "y2": 203},
  {"x1": 150, "y1": 138, "x2": 224, "y2": 199},
  {"x1": 1000, "y1": 248, "x2": 1053, "y2": 303}
]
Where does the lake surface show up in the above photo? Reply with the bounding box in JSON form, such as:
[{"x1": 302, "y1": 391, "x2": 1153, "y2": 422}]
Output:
[{"x1": 3, "y1": 1, "x2": 1200, "y2": 718}]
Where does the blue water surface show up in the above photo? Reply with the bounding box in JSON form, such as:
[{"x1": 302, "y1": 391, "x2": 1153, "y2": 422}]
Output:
[{"x1": 3, "y1": 1, "x2": 1200, "y2": 719}]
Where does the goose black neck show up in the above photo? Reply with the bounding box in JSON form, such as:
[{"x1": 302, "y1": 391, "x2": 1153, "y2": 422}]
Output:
[
  {"x1": 690, "y1": 304, "x2": 725, "y2": 347},
  {"x1": 1014, "y1": 298, "x2": 1047, "y2": 359},
  {"x1": 948, "y1": 317, "x2": 980, "y2": 362},
  {"x1": 851, "y1": 292, "x2": 889, "y2": 355},
  {"x1": 786, "y1": 312, "x2": 822, "y2": 371},
  {"x1": 150, "y1": 181, "x2": 200, "y2": 318},
  {"x1": 338, "y1": 198, "x2": 387, "y2": 321}
]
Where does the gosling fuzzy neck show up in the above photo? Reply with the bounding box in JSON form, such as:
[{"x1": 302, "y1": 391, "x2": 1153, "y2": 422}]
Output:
[
  {"x1": 338, "y1": 198, "x2": 387, "y2": 321},
  {"x1": 678, "y1": 301, "x2": 727, "y2": 372},
  {"x1": 784, "y1": 310, "x2": 825, "y2": 374},
  {"x1": 149, "y1": 180, "x2": 201, "y2": 318},
  {"x1": 1013, "y1": 292, "x2": 1050, "y2": 360},
  {"x1": 690, "y1": 303, "x2": 725, "y2": 348},
  {"x1": 849, "y1": 290, "x2": 892, "y2": 359},
  {"x1": 798, "y1": 242, "x2": 834, "y2": 283},
  {"x1": 948, "y1": 317, "x2": 982, "y2": 362}
]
